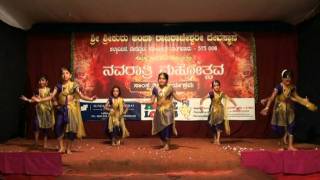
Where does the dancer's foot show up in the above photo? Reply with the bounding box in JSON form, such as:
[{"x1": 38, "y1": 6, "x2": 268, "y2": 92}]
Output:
[
  {"x1": 287, "y1": 146, "x2": 298, "y2": 151},
  {"x1": 32, "y1": 142, "x2": 39, "y2": 149},
  {"x1": 58, "y1": 147, "x2": 65, "y2": 153},
  {"x1": 161, "y1": 144, "x2": 169, "y2": 151},
  {"x1": 66, "y1": 149, "x2": 72, "y2": 154},
  {"x1": 43, "y1": 143, "x2": 48, "y2": 149}
]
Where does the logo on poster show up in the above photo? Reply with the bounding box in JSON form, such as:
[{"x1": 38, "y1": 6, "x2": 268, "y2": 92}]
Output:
[{"x1": 143, "y1": 103, "x2": 179, "y2": 118}]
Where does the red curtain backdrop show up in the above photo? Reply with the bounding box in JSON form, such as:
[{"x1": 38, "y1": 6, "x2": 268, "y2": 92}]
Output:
[{"x1": 26, "y1": 32, "x2": 297, "y2": 138}]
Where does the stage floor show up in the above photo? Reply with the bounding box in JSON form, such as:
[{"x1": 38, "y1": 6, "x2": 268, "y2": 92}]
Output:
[{"x1": 0, "y1": 138, "x2": 319, "y2": 179}]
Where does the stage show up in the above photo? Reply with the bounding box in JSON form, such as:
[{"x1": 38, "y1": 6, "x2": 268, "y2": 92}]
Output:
[{"x1": 0, "y1": 138, "x2": 320, "y2": 179}]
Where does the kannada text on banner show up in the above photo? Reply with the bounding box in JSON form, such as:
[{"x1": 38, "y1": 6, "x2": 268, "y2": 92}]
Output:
[{"x1": 73, "y1": 32, "x2": 256, "y2": 121}]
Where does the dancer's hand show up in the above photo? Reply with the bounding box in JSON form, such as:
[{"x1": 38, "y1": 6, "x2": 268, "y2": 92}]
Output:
[
  {"x1": 303, "y1": 96, "x2": 318, "y2": 111},
  {"x1": 260, "y1": 107, "x2": 269, "y2": 116},
  {"x1": 200, "y1": 105, "x2": 204, "y2": 113},
  {"x1": 20, "y1": 95, "x2": 29, "y2": 102},
  {"x1": 53, "y1": 99, "x2": 58, "y2": 106},
  {"x1": 260, "y1": 98, "x2": 268, "y2": 106},
  {"x1": 91, "y1": 95, "x2": 97, "y2": 101}
]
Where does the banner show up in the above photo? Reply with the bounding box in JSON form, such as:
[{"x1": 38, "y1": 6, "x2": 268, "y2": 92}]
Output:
[{"x1": 73, "y1": 32, "x2": 256, "y2": 121}]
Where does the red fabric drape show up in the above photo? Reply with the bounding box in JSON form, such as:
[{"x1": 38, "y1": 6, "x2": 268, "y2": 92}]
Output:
[
  {"x1": 0, "y1": 152, "x2": 62, "y2": 175},
  {"x1": 25, "y1": 32, "x2": 298, "y2": 138}
]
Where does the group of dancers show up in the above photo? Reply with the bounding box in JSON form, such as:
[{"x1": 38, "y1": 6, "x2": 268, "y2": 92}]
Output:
[
  {"x1": 21, "y1": 68, "x2": 95, "y2": 154},
  {"x1": 21, "y1": 68, "x2": 317, "y2": 153}
]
